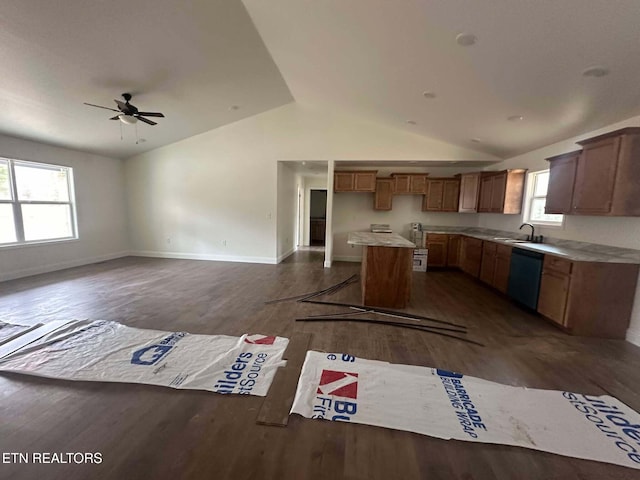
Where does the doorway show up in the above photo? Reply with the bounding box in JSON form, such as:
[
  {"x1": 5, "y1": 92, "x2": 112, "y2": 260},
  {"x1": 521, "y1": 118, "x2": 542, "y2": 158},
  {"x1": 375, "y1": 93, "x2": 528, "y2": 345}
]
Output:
[{"x1": 309, "y1": 189, "x2": 327, "y2": 246}]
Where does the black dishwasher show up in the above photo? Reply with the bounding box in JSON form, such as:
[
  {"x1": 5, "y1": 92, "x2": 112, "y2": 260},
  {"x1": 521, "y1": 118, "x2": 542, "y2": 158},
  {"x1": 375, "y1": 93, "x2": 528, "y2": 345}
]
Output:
[{"x1": 507, "y1": 248, "x2": 544, "y2": 310}]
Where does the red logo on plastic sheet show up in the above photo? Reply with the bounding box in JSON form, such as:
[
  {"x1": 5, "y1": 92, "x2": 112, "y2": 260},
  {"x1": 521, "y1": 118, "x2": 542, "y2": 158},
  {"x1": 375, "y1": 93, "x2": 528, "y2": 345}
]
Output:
[
  {"x1": 244, "y1": 335, "x2": 276, "y2": 345},
  {"x1": 317, "y1": 370, "x2": 359, "y2": 399}
]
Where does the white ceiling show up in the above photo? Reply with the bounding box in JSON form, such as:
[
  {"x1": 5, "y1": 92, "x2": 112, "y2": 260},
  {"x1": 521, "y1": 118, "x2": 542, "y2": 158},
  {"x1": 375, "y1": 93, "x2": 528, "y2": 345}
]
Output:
[
  {"x1": 244, "y1": 0, "x2": 640, "y2": 157},
  {"x1": 2, "y1": 1, "x2": 640, "y2": 160},
  {"x1": 0, "y1": 0, "x2": 292, "y2": 159}
]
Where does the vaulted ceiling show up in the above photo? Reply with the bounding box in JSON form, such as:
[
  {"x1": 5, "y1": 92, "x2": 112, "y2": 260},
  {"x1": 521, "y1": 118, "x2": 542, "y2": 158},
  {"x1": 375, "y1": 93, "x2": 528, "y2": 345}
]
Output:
[{"x1": 2, "y1": 1, "x2": 640, "y2": 159}]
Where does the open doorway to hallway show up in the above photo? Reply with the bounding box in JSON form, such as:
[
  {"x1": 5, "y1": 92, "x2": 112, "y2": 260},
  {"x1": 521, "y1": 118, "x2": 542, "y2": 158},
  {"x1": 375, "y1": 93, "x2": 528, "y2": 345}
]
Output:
[{"x1": 309, "y1": 189, "x2": 327, "y2": 246}]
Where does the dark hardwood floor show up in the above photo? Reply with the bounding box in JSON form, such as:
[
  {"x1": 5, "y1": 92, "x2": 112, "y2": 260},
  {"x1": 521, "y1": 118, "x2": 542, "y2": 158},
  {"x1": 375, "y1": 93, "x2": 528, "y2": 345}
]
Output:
[{"x1": 1, "y1": 253, "x2": 640, "y2": 479}]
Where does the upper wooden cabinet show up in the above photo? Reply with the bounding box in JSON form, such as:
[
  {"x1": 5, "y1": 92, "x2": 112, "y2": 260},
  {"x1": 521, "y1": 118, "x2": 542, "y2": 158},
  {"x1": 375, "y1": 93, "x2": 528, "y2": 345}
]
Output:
[
  {"x1": 334, "y1": 171, "x2": 377, "y2": 192},
  {"x1": 546, "y1": 127, "x2": 640, "y2": 216},
  {"x1": 373, "y1": 178, "x2": 393, "y2": 211},
  {"x1": 392, "y1": 174, "x2": 428, "y2": 194},
  {"x1": 545, "y1": 151, "x2": 580, "y2": 214},
  {"x1": 477, "y1": 169, "x2": 526, "y2": 214},
  {"x1": 423, "y1": 178, "x2": 460, "y2": 212},
  {"x1": 458, "y1": 173, "x2": 481, "y2": 213}
]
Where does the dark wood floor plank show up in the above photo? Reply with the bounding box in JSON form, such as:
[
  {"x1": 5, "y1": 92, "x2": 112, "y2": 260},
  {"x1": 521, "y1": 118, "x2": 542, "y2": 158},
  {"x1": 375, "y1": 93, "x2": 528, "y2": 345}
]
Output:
[{"x1": 1, "y1": 252, "x2": 639, "y2": 479}]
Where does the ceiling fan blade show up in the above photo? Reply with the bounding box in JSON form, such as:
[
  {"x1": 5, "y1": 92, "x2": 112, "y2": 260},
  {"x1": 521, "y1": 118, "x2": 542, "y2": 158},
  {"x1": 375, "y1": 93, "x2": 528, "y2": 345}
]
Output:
[
  {"x1": 137, "y1": 116, "x2": 157, "y2": 126},
  {"x1": 109, "y1": 115, "x2": 121, "y2": 120},
  {"x1": 136, "y1": 112, "x2": 165, "y2": 118},
  {"x1": 114, "y1": 99, "x2": 127, "y2": 110},
  {"x1": 84, "y1": 102, "x2": 120, "y2": 113}
]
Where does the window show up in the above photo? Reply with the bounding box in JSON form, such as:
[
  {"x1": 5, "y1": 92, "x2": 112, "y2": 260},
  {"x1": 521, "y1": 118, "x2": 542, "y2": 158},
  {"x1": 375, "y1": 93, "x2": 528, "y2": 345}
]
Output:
[
  {"x1": 523, "y1": 170, "x2": 563, "y2": 226},
  {"x1": 0, "y1": 158, "x2": 77, "y2": 246}
]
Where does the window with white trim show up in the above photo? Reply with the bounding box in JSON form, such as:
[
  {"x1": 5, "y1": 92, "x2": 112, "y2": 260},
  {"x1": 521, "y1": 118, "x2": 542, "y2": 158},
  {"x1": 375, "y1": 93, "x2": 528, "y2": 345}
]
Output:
[
  {"x1": 0, "y1": 158, "x2": 77, "y2": 246},
  {"x1": 523, "y1": 169, "x2": 563, "y2": 227}
]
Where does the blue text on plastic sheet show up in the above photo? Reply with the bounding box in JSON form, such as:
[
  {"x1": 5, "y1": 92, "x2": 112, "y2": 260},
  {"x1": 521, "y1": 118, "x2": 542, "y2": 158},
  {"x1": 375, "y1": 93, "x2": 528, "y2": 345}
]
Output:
[
  {"x1": 564, "y1": 392, "x2": 640, "y2": 465},
  {"x1": 437, "y1": 369, "x2": 487, "y2": 438}
]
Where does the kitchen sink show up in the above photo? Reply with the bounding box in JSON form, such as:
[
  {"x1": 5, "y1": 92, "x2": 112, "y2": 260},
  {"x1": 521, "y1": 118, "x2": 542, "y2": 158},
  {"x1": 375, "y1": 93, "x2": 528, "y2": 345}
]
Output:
[{"x1": 493, "y1": 237, "x2": 528, "y2": 243}]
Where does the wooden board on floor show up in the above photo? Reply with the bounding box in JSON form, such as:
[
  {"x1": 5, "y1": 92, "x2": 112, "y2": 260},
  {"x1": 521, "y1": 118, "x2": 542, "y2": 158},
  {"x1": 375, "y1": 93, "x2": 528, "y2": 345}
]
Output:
[{"x1": 256, "y1": 331, "x2": 313, "y2": 427}]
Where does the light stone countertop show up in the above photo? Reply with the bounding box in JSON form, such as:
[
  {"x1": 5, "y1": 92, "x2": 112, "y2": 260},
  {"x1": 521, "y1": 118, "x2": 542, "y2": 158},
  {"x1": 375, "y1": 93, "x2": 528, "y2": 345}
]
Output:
[
  {"x1": 348, "y1": 232, "x2": 416, "y2": 248},
  {"x1": 421, "y1": 227, "x2": 640, "y2": 264}
]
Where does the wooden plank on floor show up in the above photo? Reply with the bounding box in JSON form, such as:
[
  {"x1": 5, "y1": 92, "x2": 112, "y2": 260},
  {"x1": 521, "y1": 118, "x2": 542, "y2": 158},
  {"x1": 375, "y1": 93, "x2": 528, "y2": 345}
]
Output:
[{"x1": 256, "y1": 331, "x2": 313, "y2": 427}]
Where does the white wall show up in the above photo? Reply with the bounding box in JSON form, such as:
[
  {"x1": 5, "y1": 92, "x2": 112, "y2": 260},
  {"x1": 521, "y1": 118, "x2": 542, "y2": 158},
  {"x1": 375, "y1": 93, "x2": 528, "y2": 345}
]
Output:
[
  {"x1": 0, "y1": 134, "x2": 129, "y2": 281},
  {"x1": 276, "y1": 162, "x2": 297, "y2": 261},
  {"x1": 125, "y1": 103, "x2": 495, "y2": 264},
  {"x1": 475, "y1": 114, "x2": 640, "y2": 345}
]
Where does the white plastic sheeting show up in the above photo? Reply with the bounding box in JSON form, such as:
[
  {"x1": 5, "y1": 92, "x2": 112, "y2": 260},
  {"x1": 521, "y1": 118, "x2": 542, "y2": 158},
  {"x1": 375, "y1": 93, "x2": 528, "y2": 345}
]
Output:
[
  {"x1": 0, "y1": 321, "x2": 35, "y2": 345},
  {"x1": 0, "y1": 320, "x2": 288, "y2": 396},
  {"x1": 291, "y1": 351, "x2": 640, "y2": 470}
]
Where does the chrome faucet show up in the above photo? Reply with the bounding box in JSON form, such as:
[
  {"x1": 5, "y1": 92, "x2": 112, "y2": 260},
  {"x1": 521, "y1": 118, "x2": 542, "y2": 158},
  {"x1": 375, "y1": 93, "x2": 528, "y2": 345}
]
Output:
[{"x1": 519, "y1": 223, "x2": 535, "y2": 242}]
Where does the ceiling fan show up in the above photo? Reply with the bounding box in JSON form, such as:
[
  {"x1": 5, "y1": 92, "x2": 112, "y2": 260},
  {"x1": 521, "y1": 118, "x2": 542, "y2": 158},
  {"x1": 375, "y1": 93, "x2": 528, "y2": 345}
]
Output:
[{"x1": 84, "y1": 93, "x2": 165, "y2": 125}]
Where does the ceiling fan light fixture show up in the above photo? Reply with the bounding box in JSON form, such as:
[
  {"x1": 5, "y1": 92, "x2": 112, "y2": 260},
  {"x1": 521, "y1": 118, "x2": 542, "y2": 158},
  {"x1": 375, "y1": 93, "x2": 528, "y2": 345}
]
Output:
[{"x1": 119, "y1": 114, "x2": 138, "y2": 125}]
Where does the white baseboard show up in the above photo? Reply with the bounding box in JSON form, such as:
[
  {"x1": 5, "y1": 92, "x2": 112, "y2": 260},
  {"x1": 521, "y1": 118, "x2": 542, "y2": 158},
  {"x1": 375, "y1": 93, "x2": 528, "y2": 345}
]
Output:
[
  {"x1": 277, "y1": 248, "x2": 296, "y2": 264},
  {"x1": 332, "y1": 255, "x2": 362, "y2": 263},
  {"x1": 0, "y1": 251, "x2": 131, "y2": 282},
  {"x1": 132, "y1": 250, "x2": 278, "y2": 265},
  {"x1": 626, "y1": 328, "x2": 640, "y2": 347}
]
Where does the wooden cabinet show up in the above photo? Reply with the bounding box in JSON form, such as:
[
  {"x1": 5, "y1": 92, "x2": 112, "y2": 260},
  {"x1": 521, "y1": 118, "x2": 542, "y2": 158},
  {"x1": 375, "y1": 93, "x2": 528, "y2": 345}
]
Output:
[
  {"x1": 458, "y1": 173, "x2": 481, "y2": 213},
  {"x1": 459, "y1": 236, "x2": 483, "y2": 277},
  {"x1": 536, "y1": 255, "x2": 639, "y2": 338},
  {"x1": 423, "y1": 178, "x2": 460, "y2": 212},
  {"x1": 546, "y1": 128, "x2": 640, "y2": 216},
  {"x1": 493, "y1": 244, "x2": 512, "y2": 294},
  {"x1": 392, "y1": 174, "x2": 427, "y2": 194},
  {"x1": 479, "y1": 241, "x2": 512, "y2": 293},
  {"x1": 373, "y1": 178, "x2": 393, "y2": 210},
  {"x1": 545, "y1": 151, "x2": 580, "y2": 214},
  {"x1": 478, "y1": 170, "x2": 526, "y2": 214},
  {"x1": 538, "y1": 256, "x2": 572, "y2": 326},
  {"x1": 447, "y1": 235, "x2": 461, "y2": 267},
  {"x1": 426, "y1": 233, "x2": 448, "y2": 267},
  {"x1": 334, "y1": 171, "x2": 377, "y2": 192}
]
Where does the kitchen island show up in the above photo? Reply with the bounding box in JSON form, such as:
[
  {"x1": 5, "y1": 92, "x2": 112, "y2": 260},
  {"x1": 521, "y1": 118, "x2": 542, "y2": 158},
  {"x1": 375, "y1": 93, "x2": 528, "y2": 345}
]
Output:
[{"x1": 348, "y1": 232, "x2": 416, "y2": 308}]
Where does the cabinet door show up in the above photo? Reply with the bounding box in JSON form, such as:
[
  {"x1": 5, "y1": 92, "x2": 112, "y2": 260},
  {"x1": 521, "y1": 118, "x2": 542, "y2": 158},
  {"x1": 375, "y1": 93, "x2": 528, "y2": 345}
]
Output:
[
  {"x1": 374, "y1": 179, "x2": 393, "y2": 210},
  {"x1": 460, "y1": 237, "x2": 482, "y2": 277},
  {"x1": 334, "y1": 172, "x2": 354, "y2": 192},
  {"x1": 490, "y1": 172, "x2": 507, "y2": 212},
  {"x1": 545, "y1": 152, "x2": 579, "y2": 214},
  {"x1": 573, "y1": 137, "x2": 620, "y2": 214},
  {"x1": 424, "y1": 180, "x2": 444, "y2": 211},
  {"x1": 394, "y1": 175, "x2": 411, "y2": 194},
  {"x1": 354, "y1": 172, "x2": 377, "y2": 192},
  {"x1": 538, "y1": 270, "x2": 571, "y2": 326},
  {"x1": 426, "y1": 234, "x2": 448, "y2": 267},
  {"x1": 478, "y1": 176, "x2": 494, "y2": 212},
  {"x1": 442, "y1": 180, "x2": 460, "y2": 211},
  {"x1": 479, "y1": 242, "x2": 497, "y2": 285},
  {"x1": 447, "y1": 235, "x2": 460, "y2": 267},
  {"x1": 459, "y1": 173, "x2": 480, "y2": 213},
  {"x1": 494, "y1": 246, "x2": 512, "y2": 293},
  {"x1": 410, "y1": 175, "x2": 427, "y2": 194}
]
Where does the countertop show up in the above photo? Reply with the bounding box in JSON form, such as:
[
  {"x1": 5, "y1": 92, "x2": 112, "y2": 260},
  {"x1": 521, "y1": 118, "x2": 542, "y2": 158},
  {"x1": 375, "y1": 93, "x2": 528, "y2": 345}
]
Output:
[
  {"x1": 421, "y1": 228, "x2": 640, "y2": 264},
  {"x1": 348, "y1": 232, "x2": 416, "y2": 248}
]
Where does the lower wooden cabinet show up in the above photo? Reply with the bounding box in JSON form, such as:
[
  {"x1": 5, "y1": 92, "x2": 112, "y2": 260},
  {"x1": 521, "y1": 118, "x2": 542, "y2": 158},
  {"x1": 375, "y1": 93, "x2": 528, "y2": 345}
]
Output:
[
  {"x1": 460, "y1": 236, "x2": 483, "y2": 277},
  {"x1": 537, "y1": 255, "x2": 639, "y2": 338},
  {"x1": 478, "y1": 241, "x2": 512, "y2": 293},
  {"x1": 426, "y1": 233, "x2": 449, "y2": 267},
  {"x1": 447, "y1": 235, "x2": 461, "y2": 267}
]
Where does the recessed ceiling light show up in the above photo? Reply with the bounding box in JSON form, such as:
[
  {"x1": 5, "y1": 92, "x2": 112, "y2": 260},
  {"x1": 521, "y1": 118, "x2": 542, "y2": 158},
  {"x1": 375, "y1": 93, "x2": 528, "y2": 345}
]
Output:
[
  {"x1": 471, "y1": 138, "x2": 482, "y2": 143},
  {"x1": 582, "y1": 66, "x2": 610, "y2": 78},
  {"x1": 229, "y1": 105, "x2": 240, "y2": 111},
  {"x1": 508, "y1": 115, "x2": 524, "y2": 122},
  {"x1": 456, "y1": 33, "x2": 477, "y2": 47},
  {"x1": 422, "y1": 91, "x2": 436, "y2": 99},
  {"x1": 406, "y1": 120, "x2": 417, "y2": 125}
]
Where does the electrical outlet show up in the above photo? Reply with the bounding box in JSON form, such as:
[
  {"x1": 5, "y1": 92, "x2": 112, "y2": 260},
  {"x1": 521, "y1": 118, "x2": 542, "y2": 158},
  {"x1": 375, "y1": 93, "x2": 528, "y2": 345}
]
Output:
[
  {"x1": 222, "y1": 240, "x2": 227, "y2": 247},
  {"x1": 166, "y1": 237, "x2": 171, "y2": 245}
]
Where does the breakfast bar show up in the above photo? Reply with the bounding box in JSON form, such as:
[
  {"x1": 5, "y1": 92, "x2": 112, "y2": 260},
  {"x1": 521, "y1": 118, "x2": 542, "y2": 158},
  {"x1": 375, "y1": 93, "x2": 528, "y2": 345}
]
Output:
[{"x1": 348, "y1": 232, "x2": 416, "y2": 308}]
